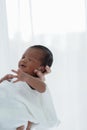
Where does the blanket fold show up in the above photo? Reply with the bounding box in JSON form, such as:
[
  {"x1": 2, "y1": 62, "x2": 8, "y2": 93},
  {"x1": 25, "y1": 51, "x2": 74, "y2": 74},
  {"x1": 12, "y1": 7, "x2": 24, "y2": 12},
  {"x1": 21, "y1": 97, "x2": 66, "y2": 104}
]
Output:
[{"x1": 0, "y1": 80, "x2": 60, "y2": 129}]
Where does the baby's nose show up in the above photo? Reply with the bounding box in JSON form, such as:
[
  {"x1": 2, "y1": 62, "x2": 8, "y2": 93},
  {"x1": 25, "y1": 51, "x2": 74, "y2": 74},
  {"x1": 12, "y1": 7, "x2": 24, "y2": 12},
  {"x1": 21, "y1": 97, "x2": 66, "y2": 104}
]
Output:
[{"x1": 21, "y1": 58, "x2": 27, "y2": 62}]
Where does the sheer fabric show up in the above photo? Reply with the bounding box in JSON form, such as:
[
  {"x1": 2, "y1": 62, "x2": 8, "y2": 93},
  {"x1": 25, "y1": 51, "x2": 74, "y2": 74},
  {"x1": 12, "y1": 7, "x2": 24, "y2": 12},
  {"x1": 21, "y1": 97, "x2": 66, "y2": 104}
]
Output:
[{"x1": 0, "y1": 0, "x2": 87, "y2": 130}]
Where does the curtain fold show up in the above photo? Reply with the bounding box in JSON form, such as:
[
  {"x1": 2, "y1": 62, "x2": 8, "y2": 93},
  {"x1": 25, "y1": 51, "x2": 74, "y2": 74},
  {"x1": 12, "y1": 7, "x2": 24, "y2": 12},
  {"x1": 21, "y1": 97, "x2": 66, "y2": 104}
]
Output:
[{"x1": 0, "y1": 0, "x2": 10, "y2": 76}]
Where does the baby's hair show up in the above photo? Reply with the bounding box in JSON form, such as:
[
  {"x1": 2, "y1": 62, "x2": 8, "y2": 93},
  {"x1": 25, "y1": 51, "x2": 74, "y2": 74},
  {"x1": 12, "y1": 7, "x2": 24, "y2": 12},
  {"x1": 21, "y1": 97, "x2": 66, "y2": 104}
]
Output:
[{"x1": 30, "y1": 45, "x2": 53, "y2": 67}]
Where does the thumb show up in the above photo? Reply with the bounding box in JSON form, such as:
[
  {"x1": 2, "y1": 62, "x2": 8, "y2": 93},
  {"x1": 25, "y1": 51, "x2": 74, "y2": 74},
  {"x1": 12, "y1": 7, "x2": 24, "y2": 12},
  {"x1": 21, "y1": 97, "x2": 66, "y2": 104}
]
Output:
[{"x1": 34, "y1": 69, "x2": 45, "y2": 81}]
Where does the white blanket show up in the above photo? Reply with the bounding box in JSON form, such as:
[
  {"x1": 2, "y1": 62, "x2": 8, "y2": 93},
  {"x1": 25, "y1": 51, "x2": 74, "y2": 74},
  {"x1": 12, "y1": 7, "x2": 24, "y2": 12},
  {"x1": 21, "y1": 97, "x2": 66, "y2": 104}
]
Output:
[{"x1": 0, "y1": 80, "x2": 60, "y2": 129}]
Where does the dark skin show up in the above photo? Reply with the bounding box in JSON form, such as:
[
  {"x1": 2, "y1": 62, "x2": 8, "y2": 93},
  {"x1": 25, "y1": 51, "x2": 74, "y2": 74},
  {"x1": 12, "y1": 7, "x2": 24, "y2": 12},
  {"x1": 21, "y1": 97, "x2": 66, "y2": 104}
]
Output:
[
  {"x1": 0, "y1": 48, "x2": 51, "y2": 92},
  {"x1": 0, "y1": 48, "x2": 51, "y2": 130}
]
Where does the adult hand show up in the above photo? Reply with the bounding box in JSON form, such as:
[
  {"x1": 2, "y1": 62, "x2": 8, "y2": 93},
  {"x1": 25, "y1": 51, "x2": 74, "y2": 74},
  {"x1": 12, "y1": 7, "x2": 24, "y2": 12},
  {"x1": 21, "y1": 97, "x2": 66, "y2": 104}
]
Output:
[{"x1": 16, "y1": 125, "x2": 24, "y2": 130}]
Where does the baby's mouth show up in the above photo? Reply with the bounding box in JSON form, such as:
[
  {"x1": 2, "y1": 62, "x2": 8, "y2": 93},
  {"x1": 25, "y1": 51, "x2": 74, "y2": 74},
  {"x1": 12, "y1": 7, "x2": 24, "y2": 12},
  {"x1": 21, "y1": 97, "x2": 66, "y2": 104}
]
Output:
[{"x1": 19, "y1": 64, "x2": 26, "y2": 68}]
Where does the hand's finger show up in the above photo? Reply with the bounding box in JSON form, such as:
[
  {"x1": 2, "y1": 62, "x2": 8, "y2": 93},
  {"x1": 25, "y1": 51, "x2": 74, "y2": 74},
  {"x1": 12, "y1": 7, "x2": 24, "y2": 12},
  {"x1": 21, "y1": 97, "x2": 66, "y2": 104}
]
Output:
[
  {"x1": 34, "y1": 69, "x2": 39, "y2": 73},
  {"x1": 17, "y1": 68, "x2": 23, "y2": 73},
  {"x1": 11, "y1": 69, "x2": 18, "y2": 74},
  {"x1": 34, "y1": 69, "x2": 45, "y2": 81},
  {"x1": 11, "y1": 75, "x2": 18, "y2": 78},
  {"x1": 45, "y1": 65, "x2": 51, "y2": 74},
  {"x1": 13, "y1": 79, "x2": 19, "y2": 83},
  {"x1": 16, "y1": 125, "x2": 24, "y2": 130},
  {"x1": 34, "y1": 69, "x2": 43, "y2": 76},
  {"x1": 8, "y1": 74, "x2": 14, "y2": 79},
  {"x1": 26, "y1": 121, "x2": 32, "y2": 130}
]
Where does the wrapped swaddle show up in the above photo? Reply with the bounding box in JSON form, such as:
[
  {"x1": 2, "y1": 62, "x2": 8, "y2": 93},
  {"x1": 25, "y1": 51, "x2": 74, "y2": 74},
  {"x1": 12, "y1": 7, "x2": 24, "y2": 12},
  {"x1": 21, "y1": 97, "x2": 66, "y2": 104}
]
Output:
[{"x1": 0, "y1": 80, "x2": 60, "y2": 130}]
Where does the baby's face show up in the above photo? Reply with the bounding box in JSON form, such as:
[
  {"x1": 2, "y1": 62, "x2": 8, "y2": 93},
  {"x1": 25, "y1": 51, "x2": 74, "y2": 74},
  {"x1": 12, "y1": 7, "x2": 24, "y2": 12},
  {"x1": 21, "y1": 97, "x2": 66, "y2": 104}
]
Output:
[{"x1": 18, "y1": 48, "x2": 44, "y2": 76}]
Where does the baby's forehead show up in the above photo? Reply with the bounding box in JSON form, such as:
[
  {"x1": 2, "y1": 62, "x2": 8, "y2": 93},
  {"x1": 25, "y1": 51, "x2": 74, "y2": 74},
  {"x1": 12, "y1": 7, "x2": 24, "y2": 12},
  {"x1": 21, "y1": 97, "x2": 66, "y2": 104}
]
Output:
[
  {"x1": 25, "y1": 48, "x2": 43, "y2": 54},
  {"x1": 23, "y1": 48, "x2": 44, "y2": 59}
]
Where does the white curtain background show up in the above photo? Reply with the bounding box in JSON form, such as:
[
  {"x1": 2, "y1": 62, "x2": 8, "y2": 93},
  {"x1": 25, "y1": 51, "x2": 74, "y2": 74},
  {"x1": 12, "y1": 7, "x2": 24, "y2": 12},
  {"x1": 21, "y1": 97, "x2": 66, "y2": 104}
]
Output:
[{"x1": 0, "y1": 0, "x2": 87, "y2": 130}]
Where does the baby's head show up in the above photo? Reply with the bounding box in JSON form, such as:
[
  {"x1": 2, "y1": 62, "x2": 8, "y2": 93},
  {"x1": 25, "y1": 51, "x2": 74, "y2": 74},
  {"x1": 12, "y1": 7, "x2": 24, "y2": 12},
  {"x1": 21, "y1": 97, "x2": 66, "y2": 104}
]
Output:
[{"x1": 18, "y1": 45, "x2": 53, "y2": 76}]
